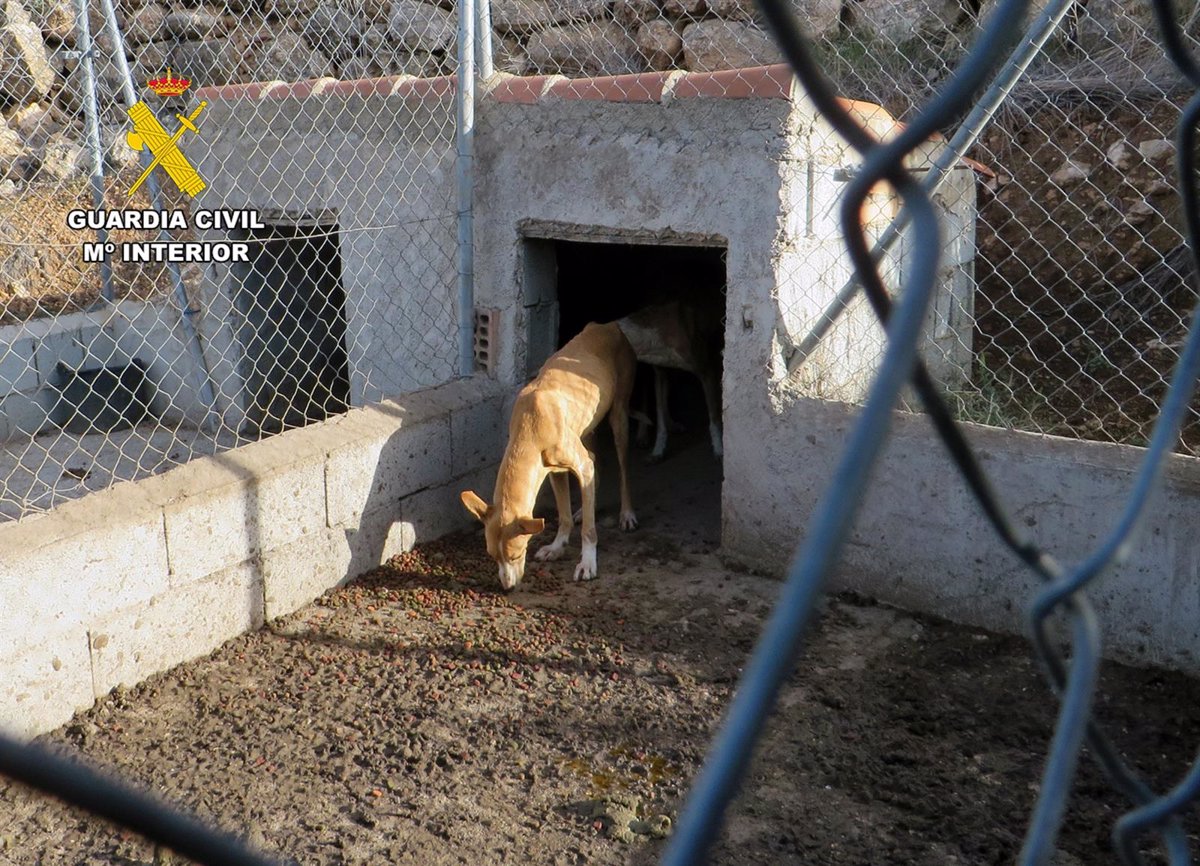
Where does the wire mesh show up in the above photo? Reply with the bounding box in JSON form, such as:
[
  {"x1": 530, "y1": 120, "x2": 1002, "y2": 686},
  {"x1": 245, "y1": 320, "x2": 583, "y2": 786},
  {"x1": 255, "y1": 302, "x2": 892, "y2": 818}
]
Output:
[
  {"x1": 794, "y1": 0, "x2": 1200, "y2": 453},
  {"x1": 0, "y1": 0, "x2": 460, "y2": 522},
  {"x1": 474, "y1": 0, "x2": 1200, "y2": 455},
  {"x1": 5, "y1": 0, "x2": 1198, "y2": 522},
  {"x1": 662, "y1": 0, "x2": 1200, "y2": 863}
]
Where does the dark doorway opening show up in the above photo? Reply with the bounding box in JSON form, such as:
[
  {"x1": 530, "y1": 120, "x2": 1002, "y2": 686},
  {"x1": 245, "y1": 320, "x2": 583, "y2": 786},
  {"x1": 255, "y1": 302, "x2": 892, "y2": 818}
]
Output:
[
  {"x1": 524, "y1": 240, "x2": 726, "y2": 370},
  {"x1": 233, "y1": 223, "x2": 351, "y2": 436},
  {"x1": 521, "y1": 237, "x2": 727, "y2": 542}
]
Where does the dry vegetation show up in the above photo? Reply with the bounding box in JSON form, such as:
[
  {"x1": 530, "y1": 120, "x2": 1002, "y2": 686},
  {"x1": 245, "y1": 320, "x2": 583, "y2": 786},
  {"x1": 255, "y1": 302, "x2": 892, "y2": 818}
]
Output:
[{"x1": 0, "y1": 168, "x2": 184, "y2": 325}]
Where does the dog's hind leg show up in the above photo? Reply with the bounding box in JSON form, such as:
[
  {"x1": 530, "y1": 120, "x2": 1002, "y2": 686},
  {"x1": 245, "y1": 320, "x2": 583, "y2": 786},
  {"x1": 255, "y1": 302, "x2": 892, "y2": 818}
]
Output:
[
  {"x1": 608, "y1": 377, "x2": 638, "y2": 532},
  {"x1": 634, "y1": 368, "x2": 653, "y2": 448},
  {"x1": 700, "y1": 365, "x2": 723, "y2": 458},
  {"x1": 535, "y1": 471, "x2": 572, "y2": 561},
  {"x1": 648, "y1": 366, "x2": 669, "y2": 463}
]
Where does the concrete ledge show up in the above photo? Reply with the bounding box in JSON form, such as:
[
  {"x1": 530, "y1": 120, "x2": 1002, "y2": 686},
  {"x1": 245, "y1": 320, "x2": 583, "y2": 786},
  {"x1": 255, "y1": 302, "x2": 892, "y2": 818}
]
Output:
[
  {"x1": 196, "y1": 74, "x2": 458, "y2": 103},
  {"x1": 162, "y1": 457, "x2": 328, "y2": 586},
  {"x1": 195, "y1": 65, "x2": 798, "y2": 106},
  {"x1": 1, "y1": 630, "x2": 93, "y2": 742},
  {"x1": 325, "y1": 413, "x2": 452, "y2": 527},
  {"x1": 90, "y1": 563, "x2": 265, "y2": 701},
  {"x1": 260, "y1": 503, "x2": 412, "y2": 621},
  {"x1": 0, "y1": 482, "x2": 171, "y2": 657},
  {"x1": 723, "y1": 392, "x2": 1200, "y2": 677},
  {"x1": 0, "y1": 376, "x2": 509, "y2": 740}
]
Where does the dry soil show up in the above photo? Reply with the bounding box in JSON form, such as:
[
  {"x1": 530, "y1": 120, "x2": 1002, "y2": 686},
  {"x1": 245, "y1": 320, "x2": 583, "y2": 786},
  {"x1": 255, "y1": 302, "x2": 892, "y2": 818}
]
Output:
[{"x1": 1, "y1": 431, "x2": 1199, "y2": 866}]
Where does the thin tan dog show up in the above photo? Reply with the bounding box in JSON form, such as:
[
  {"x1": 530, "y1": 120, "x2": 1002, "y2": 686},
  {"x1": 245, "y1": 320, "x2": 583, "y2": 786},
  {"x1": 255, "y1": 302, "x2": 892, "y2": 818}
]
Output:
[{"x1": 460, "y1": 321, "x2": 638, "y2": 590}]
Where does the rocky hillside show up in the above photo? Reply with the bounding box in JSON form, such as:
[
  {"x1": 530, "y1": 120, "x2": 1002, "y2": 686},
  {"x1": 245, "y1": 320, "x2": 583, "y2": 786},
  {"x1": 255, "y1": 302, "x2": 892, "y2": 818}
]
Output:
[
  {"x1": 971, "y1": 97, "x2": 1193, "y2": 448},
  {"x1": 0, "y1": 0, "x2": 1187, "y2": 329},
  {"x1": 0, "y1": 0, "x2": 1178, "y2": 188}
]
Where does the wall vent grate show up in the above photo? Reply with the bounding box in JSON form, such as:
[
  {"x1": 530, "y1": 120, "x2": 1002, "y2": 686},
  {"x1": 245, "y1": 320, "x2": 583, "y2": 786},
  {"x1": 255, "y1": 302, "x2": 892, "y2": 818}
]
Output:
[{"x1": 473, "y1": 308, "x2": 498, "y2": 374}]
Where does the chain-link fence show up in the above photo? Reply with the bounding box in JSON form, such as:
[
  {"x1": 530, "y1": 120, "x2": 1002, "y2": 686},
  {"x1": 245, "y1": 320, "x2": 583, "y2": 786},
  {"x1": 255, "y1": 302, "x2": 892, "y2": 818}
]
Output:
[
  {"x1": 472, "y1": 0, "x2": 1200, "y2": 452},
  {"x1": 5, "y1": 0, "x2": 1195, "y2": 522},
  {"x1": 791, "y1": 0, "x2": 1199, "y2": 453},
  {"x1": 4, "y1": 0, "x2": 1200, "y2": 860},
  {"x1": 663, "y1": 0, "x2": 1200, "y2": 858},
  {"x1": 0, "y1": 0, "x2": 459, "y2": 521}
]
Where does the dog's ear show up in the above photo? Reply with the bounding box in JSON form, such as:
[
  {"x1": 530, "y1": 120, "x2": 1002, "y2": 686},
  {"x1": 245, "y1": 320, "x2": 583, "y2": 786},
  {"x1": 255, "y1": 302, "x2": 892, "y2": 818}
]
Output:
[
  {"x1": 460, "y1": 490, "x2": 490, "y2": 521},
  {"x1": 516, "y1": 517, "x2": 545, "y2": 536}
]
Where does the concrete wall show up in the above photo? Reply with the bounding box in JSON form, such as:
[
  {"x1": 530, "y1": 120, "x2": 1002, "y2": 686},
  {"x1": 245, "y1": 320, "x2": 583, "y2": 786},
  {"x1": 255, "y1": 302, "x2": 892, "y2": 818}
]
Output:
[
  {"x1": 188, "y1": 77, "x2": 461, "y2": 431},
  {"x1": 472, "y1": 68, "x2": 975, "y2": 402},
  {"x1": 188, "y1": 67, "x2": 975, "y2": 428},
  {"x1": 0, "y1": 375, "x2": 507, "y2": 741},
  {"x1": 0, "y1": 311, "x2": 120, "y2": 442},
  {"x1": 774, "y1": 106, "x2": 977, "y2": 400},
  {"x1": 474, "y1": 69, "x2": 799, "y2": 396},
  {"x1": 722, "y1": 389, "x2": 1200, "y2": 677}
]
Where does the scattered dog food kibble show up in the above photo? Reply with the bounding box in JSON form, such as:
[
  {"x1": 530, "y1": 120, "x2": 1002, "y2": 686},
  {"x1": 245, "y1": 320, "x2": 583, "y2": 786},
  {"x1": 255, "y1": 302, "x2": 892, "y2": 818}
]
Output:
[{"x1": 3, "y1": 515, "x2": 1196, "y2": 865}]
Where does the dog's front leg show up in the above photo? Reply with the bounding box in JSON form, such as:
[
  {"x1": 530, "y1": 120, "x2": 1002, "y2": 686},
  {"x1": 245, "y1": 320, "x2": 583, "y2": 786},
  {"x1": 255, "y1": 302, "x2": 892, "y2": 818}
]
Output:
[{"x1": 535, "y1": 471, "x2": 572, "y2": 561}]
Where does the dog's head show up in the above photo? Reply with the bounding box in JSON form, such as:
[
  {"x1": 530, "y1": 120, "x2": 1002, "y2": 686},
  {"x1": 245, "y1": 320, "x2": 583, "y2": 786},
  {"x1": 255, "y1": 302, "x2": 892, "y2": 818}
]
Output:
[{"x1": 460, "y1": 491, "x2": 545, "y2": 590}]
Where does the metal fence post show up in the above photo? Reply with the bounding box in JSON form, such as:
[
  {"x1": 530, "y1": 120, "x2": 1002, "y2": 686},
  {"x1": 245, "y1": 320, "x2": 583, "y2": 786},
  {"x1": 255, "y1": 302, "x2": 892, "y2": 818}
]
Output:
[
  {"x1": 72, "y1": 0, "x2": 115, "y2": 304},
  {"x1": 477, "y1": 0, "x2": 494, "y2": 80},
  {"x1": 457, "y1": 0, "x2": 478, "y2": 378},
  {"x1": 97, "y1": 0, "x2": 223, "y2": 433}
]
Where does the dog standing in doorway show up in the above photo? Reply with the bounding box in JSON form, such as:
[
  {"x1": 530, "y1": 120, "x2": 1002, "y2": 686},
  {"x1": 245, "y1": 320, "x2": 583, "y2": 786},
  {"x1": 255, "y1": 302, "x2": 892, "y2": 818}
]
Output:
[
  {"x1": 617, "y1": 297, "x2": 723, "y2": 462},
  {"x1": 460, "y1": 321, "x2": 638, "y2": 590}
]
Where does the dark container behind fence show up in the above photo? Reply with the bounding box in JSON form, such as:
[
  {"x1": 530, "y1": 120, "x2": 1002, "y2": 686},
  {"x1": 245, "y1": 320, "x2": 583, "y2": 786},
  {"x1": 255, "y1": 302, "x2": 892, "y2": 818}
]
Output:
[{"x1": 54, "y1": 359, "x2": 152, "y2": 434}]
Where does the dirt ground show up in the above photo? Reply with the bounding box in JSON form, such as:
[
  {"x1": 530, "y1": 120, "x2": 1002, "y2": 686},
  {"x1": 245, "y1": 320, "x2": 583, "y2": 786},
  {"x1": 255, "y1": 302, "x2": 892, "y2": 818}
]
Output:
[{"x1": 2, "y1": 428, "x2": 1200, "y2": 866}]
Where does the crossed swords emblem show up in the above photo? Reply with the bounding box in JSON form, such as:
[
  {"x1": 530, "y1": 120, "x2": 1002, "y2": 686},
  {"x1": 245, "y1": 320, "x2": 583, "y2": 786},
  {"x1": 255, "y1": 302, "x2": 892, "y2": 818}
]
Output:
[{"x1": 125, "y1": 99, "x2": 208, "y2": 198}]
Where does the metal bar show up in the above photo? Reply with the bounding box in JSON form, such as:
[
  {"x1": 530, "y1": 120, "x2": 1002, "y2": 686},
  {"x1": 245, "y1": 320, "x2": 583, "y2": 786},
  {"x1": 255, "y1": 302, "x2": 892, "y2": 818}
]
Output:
[
  {"x1": 72, "y1": 0, "x2": 115, "y2": 304},
  {"x1": 0, "y1": 733, "x2": 286, "y2": 866},
  {"x1": 477, "y1": 0, "x2": 494, "y2": 80},
  {"x1": 661, "y1": 0, "x2": 1040, "y2": 856},
  {"x1": 783, "y1": 0, "x2": 1079, "y2": 376},
  {"x1": 456, "y1": 0, "x2": 478, "y2": 378},
  {"x1": 97, "y1": 0, "x2": 223, "y2": 433}
]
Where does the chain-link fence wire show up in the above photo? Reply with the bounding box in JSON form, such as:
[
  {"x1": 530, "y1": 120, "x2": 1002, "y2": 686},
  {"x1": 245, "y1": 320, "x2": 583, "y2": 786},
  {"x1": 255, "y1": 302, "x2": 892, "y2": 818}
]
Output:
[
  {"x1": 0, "y1": 0, "x2": 1198, "y2": 863},
  {"x1": 2, "y1": 0, "x2": 1188, "y2": 517},
  {"x1": 0, "y1": 0, "x2": 459, "y2": 522},
  {"x1": 458, "y1": 0, "x2": 1200, "y2": 455},
  {"x1": 0, "y1": 730, "x2": 287, "y2": 866},
  {"x1": 790, "y1": 0, "x2": 1200, "y2": 454},
  {"x1": 661, "y1": 0, "x2": 1200, "y2": 863}
]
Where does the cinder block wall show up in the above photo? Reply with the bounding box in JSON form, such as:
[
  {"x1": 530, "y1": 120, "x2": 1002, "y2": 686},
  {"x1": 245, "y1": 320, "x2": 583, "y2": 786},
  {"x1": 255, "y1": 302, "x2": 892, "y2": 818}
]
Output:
[{"x1": 0, "y1": 376, "x2": 507, "y2": 741}]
